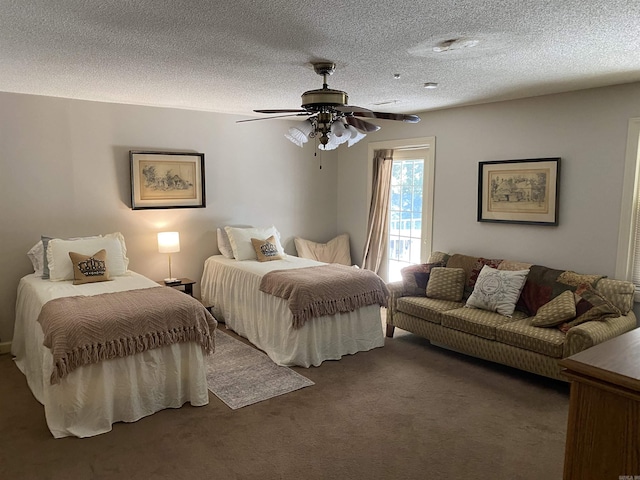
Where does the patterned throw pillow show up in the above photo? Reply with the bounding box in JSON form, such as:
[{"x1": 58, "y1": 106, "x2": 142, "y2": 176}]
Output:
[
  {"x1": 465, "y1": 265, "x2": 529, "y2": 317},
  {"x1": 400, "y1": 262, "x2": 445, "y2": 296},
  {"x1": 251, "y1": 236, "x2": 283, "y2": 262},
  {"x1": 559, "y1": 284, "x2": 621, "y2": 332},
  {"x1": 68, "y1": 249, "x2": 110, "y2": 285},
  {"x1": 426, "y1": 267, "x2": 465, "y2": 301},
  {"x1": 530, "y1": 290, "x2": 576, "y2": 327}
]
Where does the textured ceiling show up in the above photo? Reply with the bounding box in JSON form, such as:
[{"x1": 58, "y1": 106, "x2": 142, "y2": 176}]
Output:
[{"x1": 1, "y1": 0, "x2": 640, "y2": 118}]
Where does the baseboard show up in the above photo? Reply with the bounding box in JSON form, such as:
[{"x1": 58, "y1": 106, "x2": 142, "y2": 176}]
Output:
[{"x1": 0, "y1": 341, "x2": 11, "y2": 355}]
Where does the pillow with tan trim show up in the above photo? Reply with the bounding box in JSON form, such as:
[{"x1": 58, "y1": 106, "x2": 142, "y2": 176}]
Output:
[
  {"x1": 426, "y1": 267, "x2": 465, "y2": 302},
  {"x1": 69, "y1": 249, "x2": 111, "y2": 285},
  {"x1": 251, "y1": 236, "x2": 284, "y2": 262},
  {"x1": 530, "y1": 290, "x2": 576, "y2": 327}
]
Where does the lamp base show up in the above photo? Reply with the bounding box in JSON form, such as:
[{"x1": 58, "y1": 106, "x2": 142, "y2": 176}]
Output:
[{"x1": 164, "y1": 278, "x2": 181, "y2": 285}]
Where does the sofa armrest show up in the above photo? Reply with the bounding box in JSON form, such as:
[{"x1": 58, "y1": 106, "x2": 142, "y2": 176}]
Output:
[
  {"x1": 563, "y1": 312, "x2": 637, "y2": 357},
  {"x1": 386, "y1": 281, "x2": 405, "y2": 326}
]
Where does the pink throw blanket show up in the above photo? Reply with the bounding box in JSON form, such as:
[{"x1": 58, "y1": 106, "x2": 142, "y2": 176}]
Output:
[
  {"x1": 259, "y1": 264, "x2": 389, "y2": 328},
  {"x1": 38, "y1": 286, "x2": 217, "y2": 384}
]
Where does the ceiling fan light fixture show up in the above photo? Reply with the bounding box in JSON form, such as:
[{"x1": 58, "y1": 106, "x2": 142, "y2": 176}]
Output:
[{"x1": 243, "y1": 61, "x2": 420, "y2": 151}]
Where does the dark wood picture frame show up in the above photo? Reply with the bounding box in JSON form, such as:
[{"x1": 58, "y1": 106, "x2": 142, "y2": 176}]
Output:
[
  {"x1": 130, "y1": 151, "x2": 206, "y2": 210},
  {"x1": 477, "y1": 157, "x2": 560, "y2": 226}
]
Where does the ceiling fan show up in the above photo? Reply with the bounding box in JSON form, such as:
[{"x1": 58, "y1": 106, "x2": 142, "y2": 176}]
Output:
[{"x1": 238, "y1": 62, "x2": 421, "y2": 149}]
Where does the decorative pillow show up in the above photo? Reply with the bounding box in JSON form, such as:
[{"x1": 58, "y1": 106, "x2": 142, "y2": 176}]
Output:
[
  {"x1": 465, "y1": 265, "x2": 529, "y2": 317},
  {"x1": 251, "y1": 236, "x2": 284, "y2": 262},
  {"x1": 225, "y1": 226, "x2": 285, "y2": 261},
  {"x1": 217, "y1": 227, "x2": 234, "y2": 258},
  {"x1": 68, "y1": 249, "x2": 111, "y2": 285},
  {"x1": 426, "y1": 267, "x2": 466, "y2": 302},
  {"x1": 530, "y1": 290, "x2": 576, "y2": 327},
  {"x1": 400, "y1": 262, "x2": 445, "y2": 296},
  {"x1": 445, "y1": 254, "x2": 503, "y2": 298},
  {"x1": 559, "y1": 284, "x2": 621, "y2": 332},
  {"x1": 47, "y1": 232, "x2": 129, "y2": 281},
  {"x1": 427, "y1": 251, "x2": 450, "y2": 264},
  {"x1": 294, "y1": 233, "x2": 352, "y2": 265}
]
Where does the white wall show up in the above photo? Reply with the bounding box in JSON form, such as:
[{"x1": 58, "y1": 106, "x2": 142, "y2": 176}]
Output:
[
  {"x1": 338, "y1": 82, "x2": 640, "y2": 281},
  {"x1": 0, "y1": 92, "x2": 338, "y2": 342}
]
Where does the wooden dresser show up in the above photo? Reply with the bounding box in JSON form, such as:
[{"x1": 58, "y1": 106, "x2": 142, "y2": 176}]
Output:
[{"x1": 560, "y1": 328, "x2": 640, "y2": 480}]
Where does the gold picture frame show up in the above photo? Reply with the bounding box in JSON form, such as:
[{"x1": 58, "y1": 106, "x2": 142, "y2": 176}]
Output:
[
  {"x1": 130, "y1": 151, "x2": 205, "y2": 210},
  {"x1": 478, "y1": 157, "x2": 560, "y2": 225}
]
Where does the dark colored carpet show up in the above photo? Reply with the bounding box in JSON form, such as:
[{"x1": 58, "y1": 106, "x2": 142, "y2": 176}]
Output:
[{"x1": 0, "y1": 324, "x2": 569, "y2": 480}]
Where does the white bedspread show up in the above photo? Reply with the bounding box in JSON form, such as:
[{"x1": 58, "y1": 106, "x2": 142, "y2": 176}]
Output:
[
  {"x1": 12, "y1": 272, "x2": 210, "y2": 438},
  {"x1": 200, "y1": 255, "x2": 384, "y2": 367}
]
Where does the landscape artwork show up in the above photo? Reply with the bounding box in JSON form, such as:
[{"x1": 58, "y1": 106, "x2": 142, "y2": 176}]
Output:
[
  {"x1": 477, "y1": 158, "x2": 560, "y2": 225},
  {"x1": 130, "y1": 151, "x2": 206, "y2": 209}
]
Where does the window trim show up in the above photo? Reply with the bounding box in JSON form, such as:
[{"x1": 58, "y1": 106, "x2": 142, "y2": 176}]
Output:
[
  {"x1": 615, "y1": 117, "x2": 640, "y2": 301},
  {"x1": 367, "y1": 137, "x2": 436, "y2": 266}
]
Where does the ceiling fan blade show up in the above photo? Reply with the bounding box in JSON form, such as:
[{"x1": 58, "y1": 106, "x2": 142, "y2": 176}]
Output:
[
  {"x1": 334, "y1": 105, "x2": 373, "y2": 113},
  {"x1": 345, "y1": 116, "x2": 381, "y2": 133},
  {"x1": 236, "y1": 113, "x2": 312, "y2": 123},
  {"x1": 353, "y1": 111, "x2": 421, "y2": 123},
  {"x1": 254, "y1": 109, "x2": 308, "y2": 114}
]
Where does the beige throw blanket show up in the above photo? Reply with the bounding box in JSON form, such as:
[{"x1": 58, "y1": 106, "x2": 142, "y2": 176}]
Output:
[
  {"x1": 38, "y1": 286, "x2": 217, "y2": 384},
  {"x1": 259, "y1": 264, "x2": 389, "y2": 328}
]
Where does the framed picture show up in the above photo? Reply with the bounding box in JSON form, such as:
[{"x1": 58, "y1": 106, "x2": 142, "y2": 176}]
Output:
[
  {"x1": 130, "y1": 151, "x2": 206, "y2": 210},
  {"x1": 477, "y1": 157, "x2": 560, "y2": 225}
]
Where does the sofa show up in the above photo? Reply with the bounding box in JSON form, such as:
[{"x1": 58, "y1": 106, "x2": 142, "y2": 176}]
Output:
[{"x1": 386, "y1": 252, "x2": 638, "y2": 381}]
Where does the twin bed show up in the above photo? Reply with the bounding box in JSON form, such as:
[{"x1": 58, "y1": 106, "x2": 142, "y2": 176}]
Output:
[
  {"x1": 12, "y1": 233, "x2": 217, "y2": 438},
  {"x1": 12, "y1": 228, "x2": 387, "y2": 439},
  {"x1": 200, "y1": 255, "x2": 386, "y2": 367}
]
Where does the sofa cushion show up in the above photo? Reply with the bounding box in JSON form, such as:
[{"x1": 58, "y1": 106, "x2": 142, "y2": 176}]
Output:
[
  {"x1": 427, "y1": 251, "x2": 451, "y2": 264},
  {"x1": 530, "y1": 290, "x2": 577, "y2": 327},
  {"x1": 465, "y1": 266, "x2": 529, "y2": 317},
  {"x1": 496, "y1": 318, "x2": 566, "y2": 358},
  {"x1": 397, "y1": 296, "x2": 464, "y2": 324},
  {"x1": 400, "y1": 262, "x2": 445, "y2": 296},
  {"x1": 426, "y1": 267, "x2": 465, "y2": 301},
  {"x1": 441, "y1": 307, "x2": 529, "y2": 340}
]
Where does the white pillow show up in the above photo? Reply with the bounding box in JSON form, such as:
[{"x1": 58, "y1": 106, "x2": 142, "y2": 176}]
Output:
[
  {"x1": 224, "y1": 226, "x2": 285, "y2": 261},
  {"x1": 294, "y1": 234, "x2": 352, "y2": 265},
  {"x1": 46, "y1": 232, "x2": 130, "y2": 281},
  {"x1": 465, "y1": 265, "x2": 529, "y2": 317},
  {"x1": 27, "y1": 241, "x2": 45, "y2": 276},
  {"x1": 28, "y1": 234, "x2": 102, "y2": 278},
  {"x1": 217, "y1": 228, "x2": 234, "y2": 259}
]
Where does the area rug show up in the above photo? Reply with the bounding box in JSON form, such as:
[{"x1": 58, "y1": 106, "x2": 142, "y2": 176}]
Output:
[{"x1": 206, "y1": 329, "x2": 314, "y2": 409}]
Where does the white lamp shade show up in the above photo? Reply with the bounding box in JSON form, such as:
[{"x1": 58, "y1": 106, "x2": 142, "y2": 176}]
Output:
[
  {"x1": 346, "y1": 125, "x2": 366, "y2": 147},
  {"x1": 157, "y1": 231, "x2": 180, "y2": 253},
  {"x1": 285, "y1": 119, "x2": 314, "y2": 147}
]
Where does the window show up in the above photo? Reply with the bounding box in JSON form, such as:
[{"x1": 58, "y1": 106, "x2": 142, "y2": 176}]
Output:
[
  {"x1": 616, "y1": 117, "x2": 640, "y2": 300},
  {"x1": 366, "y1": 137, "x2": 435, "y2": 282},
  {"x1": 388, "y1": 156, "x2": 425, "y2": 282}
]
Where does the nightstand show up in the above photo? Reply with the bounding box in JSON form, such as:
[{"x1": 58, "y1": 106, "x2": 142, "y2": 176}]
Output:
[{"x1": 159, "y1": 277, "x2": 196, "y2": 296}]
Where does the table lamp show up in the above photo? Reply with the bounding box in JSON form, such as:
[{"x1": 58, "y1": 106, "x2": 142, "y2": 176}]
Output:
[{"x1": 157, "y1": 231, "x2": 180, "y2": 284}]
